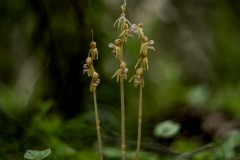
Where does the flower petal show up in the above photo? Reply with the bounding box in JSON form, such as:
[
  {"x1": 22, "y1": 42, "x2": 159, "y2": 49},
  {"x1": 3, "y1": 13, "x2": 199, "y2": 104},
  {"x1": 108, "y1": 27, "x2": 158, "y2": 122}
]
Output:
[
  {"x1": 148, "y1": 40, "x2": 154, "y2": 45},
  {"x1": 111, "y1": 50, "x2": 116, "y2": 56},
  {"x1": 120, "y1": 16, "x2": 126, "y2": 22},
  {"x1": 123, "y1": 68, "x2": 128, "y2": 73},
  {"x1": 83, "y1": 69, "x2": 89, "y2": 74},
  {"x1": 148, "y1": 46, "x2": 155, "y2": 51},
  {"x1": 128, "y1": 24, "x2": 138, "y2": 33},
  {"x1": 121, "y1": 74, "x2": 127, "y2": 79},
  {"x1": 134, "y1": 79, "x2": 141, "y2": 85},
  {"x1": 108, "y1": 43, "x2": 115, "y2": 48},
  {"x1": 95, "y1": 79, "x2": 100, "y2": 84},
  {"x1": 83, "y1": 64, "x2": 88, "y2": 68},
  {"x1": 128, "y1": 33, "x2": 134, "y2": 38},
  {"x1": 92, "y1": 83, "x2": 98, "y2": 87}
]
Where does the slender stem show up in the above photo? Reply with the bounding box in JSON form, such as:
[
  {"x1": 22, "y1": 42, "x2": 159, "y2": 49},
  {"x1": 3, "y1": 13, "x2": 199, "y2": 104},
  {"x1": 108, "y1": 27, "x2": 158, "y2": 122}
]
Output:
[
  {"x1": 136, "y1": 60, "x2": 143, "y2": 160},
  {"x1": 120, "y1": 42, "x2": 126, "y2": 160},
  {"x1": 136, "y1": 81, "x2": 142, "y2": 160},
  {"x1": 93, "y1": 89, "x2": 103, "y2": 160},
  {"x1": 120, "y1": 75, "x2": 126, "y2": 160}
]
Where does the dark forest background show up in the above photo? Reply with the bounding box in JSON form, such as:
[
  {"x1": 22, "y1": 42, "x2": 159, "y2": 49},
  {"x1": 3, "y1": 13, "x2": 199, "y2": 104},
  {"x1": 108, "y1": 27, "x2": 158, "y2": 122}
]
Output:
[{"x1": 1, "y1": 0, "x2": 240, "y2": 159}]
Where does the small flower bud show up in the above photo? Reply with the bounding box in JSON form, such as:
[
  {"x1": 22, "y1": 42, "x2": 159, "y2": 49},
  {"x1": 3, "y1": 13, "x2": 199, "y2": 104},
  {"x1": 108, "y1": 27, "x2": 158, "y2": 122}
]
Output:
[
  {"x1": 120, "y1": 61, "x2": 126, "y2": 69},
  {"x1": 115, "y1": 39, "x2": 122, "y2": 46},
  {"x1": 92, "y1": 71, "x2": 99, "y2": 79},
  {"x1": 142, "y1": 36, "x2": 148, "y2": 43},
  {"x1": 86, "y1": 57, "x2": 93, "y2": 65},
  {"x1": 90, "y1": 41, "x2": 96, "y2": 48},
  {"x1": 121, "y1": 3, "x2": 126, "y2": 13},
  {"x1": 136, "y1": 68, "x2": 143, "y2": 76},
  {"x1": 90, "y1": 73, "x2": 100, "y2": 91},
  {"x1": 138, "y1": 23, "x2": 143, "y2": 28}
]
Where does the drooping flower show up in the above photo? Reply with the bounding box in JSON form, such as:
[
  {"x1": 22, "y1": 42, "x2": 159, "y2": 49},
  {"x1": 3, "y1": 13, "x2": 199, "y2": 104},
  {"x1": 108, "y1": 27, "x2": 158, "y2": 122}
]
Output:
[
  {"x1": 88, "y1": 41, "x2": 98, "y2": 60},
  {"x1": 90, "y1": 71, "x2": 100, "y2": 92},
  {"x1": 108, "y1": 39, "x2": 122, "y2": 60},
  {"x1": 119, "y1": 24, "x2": 139, "y2": 42},
  {"x1": 129, "y1": 68, "x2": 144, "y2": 87},
  {"x1": 128, "y1": 24, "x2": 138, "y2": 37},
  {"x1": 111, "y1": 61, "x2": 128, "y2": 82},
  {"x1": 135, "y1": 36, "x2": 155, "y2": 70},
  {"x1": 136, "y1": 23, "x2": 144, "y2": 38},
  {"x1": 83, "y1": 57, "x2": 94, "y2": 76},
  {"x1": 113, "y1": 14, "x2": 131, "y2": 30},
  {"x1": 140, "y1": 36, "x2": 155, "y2": 56}
]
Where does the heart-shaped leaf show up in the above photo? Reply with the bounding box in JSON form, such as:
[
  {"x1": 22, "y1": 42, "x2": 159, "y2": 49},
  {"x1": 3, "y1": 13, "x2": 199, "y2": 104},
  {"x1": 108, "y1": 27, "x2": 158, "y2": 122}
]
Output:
[
  {"x1": 154, "y1": 120, "x2": 180, "y2": 138},
  {"x1": 24, "y1": 148, "x2": 51, "y2": 160}
]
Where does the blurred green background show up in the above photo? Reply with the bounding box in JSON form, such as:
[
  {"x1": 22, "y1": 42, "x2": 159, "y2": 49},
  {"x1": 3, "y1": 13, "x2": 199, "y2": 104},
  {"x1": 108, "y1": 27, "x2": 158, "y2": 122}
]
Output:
[{"x1": 1, "y1": 0, "x2": 240, "y2": 159}]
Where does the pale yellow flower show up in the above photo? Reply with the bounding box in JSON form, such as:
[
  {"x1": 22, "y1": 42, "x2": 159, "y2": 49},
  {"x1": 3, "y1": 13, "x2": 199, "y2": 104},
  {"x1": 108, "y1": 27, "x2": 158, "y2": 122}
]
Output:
[
  {"x1": 113, "y1": 14, "x2": 131, "y2": 30},
  {"x1": 111, "y1": 61, "x2": 128, "y2": 82},
  {"x1": 129, "y1": 68, "x2": 144, "y2": 87},
  {"x1": 90, "y1": 71, "x2": 100, "y2": 92},
  {"x1": 83, "y1": 57, "x2": 94, "y2": 77},
  {"x1": 135, "y1": 36, "x2": 155, "y2": 70},
  {"x1": 119, "y1": 24, "x2": 138, "y2": 42},
  {"x1": 88, "y1": 41, "x2": 98, "y2": 60},
  {"x1": 108, "y1": 39, "x2": 122, "y2": 60}
]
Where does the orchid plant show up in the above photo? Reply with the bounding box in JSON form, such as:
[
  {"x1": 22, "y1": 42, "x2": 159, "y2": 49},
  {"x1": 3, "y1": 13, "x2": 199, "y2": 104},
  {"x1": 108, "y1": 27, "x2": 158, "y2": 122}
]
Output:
[
  {"x1": 108, "y1": 1, "x2": 155, "y2": 159},
  {"x1": 83, "y1": 29, "x2": 103, "y2": 160},
  {"x1": 128, "y1": 20, "x2": 155, "y2": 160},
  {"x1": 108, "y1": 1, "x2": 134, "y2": 159}
]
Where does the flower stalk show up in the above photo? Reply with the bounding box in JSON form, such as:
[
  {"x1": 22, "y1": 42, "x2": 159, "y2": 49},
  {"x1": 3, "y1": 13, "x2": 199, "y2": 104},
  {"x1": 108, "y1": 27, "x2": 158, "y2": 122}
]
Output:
[
  {"x1": 93, "y1": 87, "x2": 103, "y2": 160},
  {"x1": 109, "y1": 1, "x2": 132, "y2": 159},
  {"x1": 83, "y1": 29, "x2": 103, "y2": 160},
  {"x1": 129, "y1": 22, "x2": 155, "y2": 159},
  {"x1": 120, "y1": 78, "x2": 126, "y2": 159},
  {"x1": 136, "y1": 76, "x2": 142, "y2": 160},
  {"x1": 120, "y1": 42, "x2": 126, "y2": 160},
  {"x1": 109, "y1": 1, "x2": 155, "y2": 159}
]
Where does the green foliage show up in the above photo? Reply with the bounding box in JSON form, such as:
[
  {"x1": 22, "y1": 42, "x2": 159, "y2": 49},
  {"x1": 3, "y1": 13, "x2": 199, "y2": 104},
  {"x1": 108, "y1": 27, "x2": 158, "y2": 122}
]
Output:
[
  {"x1": 154, "y1": 120, "x2": 181, "y2": 138},
  {"x1": 1, "y1": 0, "x2": 240, "y2": 159},
  {"x1": 212, "y1": 131, "x2": 240, "y2": 160},
  {"x1": 0, "y1": 83, "x2": 21, "y2": 118},
  {"x1": 192, "y1": 151, "x2": 212, "y2": 160},
  {"x1": 186, "y1": 84, "x2": 210, "y2": 106},
  {"x1": 103, "y1": 147, "x2": 158, "y2": 160},
  {"x1": 24, "y1": 149, "x2": 51, "y2": 160}
]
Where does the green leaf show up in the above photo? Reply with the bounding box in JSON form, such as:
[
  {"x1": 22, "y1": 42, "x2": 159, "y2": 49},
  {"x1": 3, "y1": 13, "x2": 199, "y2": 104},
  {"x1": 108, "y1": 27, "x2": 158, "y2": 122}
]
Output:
[
  {"x1": 24, "y1": 148, "x2": 51, "y2": 160},
  {"x1": 186, "y1": 85, "x2": 210, "y2": 106},
  {"x1": 154, "y1": 120, "x2": 180, "y2": 138}
]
